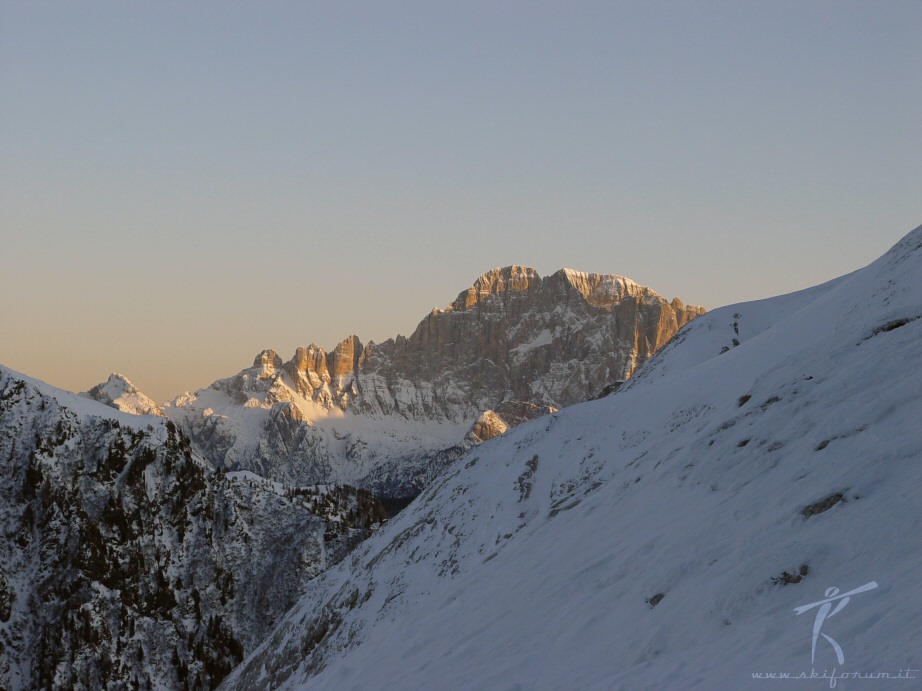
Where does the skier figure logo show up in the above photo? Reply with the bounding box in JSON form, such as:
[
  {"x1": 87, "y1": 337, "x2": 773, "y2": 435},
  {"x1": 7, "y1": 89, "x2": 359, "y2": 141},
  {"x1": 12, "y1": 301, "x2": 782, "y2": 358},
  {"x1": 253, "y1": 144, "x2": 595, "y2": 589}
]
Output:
[{"x1": 793, "y1": 581, "x2": 878, "y2": 664}]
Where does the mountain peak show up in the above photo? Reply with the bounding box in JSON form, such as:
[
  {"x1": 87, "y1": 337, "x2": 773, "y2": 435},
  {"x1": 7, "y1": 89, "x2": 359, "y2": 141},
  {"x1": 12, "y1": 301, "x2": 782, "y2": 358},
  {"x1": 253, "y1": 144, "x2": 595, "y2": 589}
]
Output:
[
  {"x1": 82, "y1": 372, "x2": 163, "y2": 416},
  {"x1": 546, "y1": 268, "x2": 652, "y2": 309},
  {"x1": 452, "y1": 265, "x2": 541, "y2": 310},
  {"x1": 446, "y1": 265, "x2": 702, "y2": 316},
  {"x1": 475, "y1": 264, "x2": 540, "y2": 284},
  {"x1": 253, "y1": 349, "x2": 283, "y2": 371},
  {"x1": 104, "y1": 371, "x2": 133, "y2": 389},
  {"x1": 168, "y1": 264, "x2": 705, "y2": 493}
]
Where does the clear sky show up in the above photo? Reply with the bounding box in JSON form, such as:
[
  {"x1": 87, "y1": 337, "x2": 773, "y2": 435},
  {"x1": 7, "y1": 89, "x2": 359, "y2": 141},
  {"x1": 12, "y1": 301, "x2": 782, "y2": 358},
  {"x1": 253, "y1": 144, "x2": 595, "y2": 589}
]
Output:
[{"x1": 1, "y1": 1, "x2": 920, "y2": 402}]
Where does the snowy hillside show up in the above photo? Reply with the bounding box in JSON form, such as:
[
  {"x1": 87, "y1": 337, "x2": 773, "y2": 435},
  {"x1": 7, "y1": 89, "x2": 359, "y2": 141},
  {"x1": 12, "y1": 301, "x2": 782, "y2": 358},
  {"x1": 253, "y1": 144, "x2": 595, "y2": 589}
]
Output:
[
  {"x1": 222, "y1": 226, "x2": 922, "y2": 690},
  {"x1": 0, "y1": 368, "x2": 386, "y2": 690}
]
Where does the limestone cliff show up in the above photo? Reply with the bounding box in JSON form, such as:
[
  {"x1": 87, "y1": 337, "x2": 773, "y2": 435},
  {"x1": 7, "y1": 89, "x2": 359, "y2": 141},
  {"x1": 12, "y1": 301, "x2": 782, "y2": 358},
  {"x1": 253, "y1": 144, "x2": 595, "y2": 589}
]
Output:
[
  {"x1": 354, "y1": 266, "x2": 704, "y2": 419},
  {"x1": 227, "y1": 266, "x2": 703, "y2": 421}
]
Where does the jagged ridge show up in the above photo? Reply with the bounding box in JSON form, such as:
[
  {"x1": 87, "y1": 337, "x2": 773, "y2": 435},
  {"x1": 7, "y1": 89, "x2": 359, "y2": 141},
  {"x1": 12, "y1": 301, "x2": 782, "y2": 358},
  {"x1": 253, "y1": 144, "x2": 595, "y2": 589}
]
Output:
[{"x1": 165, "y1": 267, "x2": 704, "y2": 495}]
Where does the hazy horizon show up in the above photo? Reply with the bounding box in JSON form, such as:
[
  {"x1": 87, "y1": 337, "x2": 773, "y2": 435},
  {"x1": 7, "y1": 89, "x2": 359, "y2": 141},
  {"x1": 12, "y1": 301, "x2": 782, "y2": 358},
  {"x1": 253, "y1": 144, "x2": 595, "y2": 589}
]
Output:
[{"x1": 2, "y1": 2, "x2": 920, "y2": 402}]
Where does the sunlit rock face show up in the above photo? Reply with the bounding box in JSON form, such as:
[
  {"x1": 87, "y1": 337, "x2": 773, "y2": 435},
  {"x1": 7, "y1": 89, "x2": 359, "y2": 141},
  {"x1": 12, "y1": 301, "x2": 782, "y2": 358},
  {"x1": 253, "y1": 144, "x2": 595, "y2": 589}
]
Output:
[
  {"x1": 253, "y1": 349, "x2": 283, "y2": 371},
  {"x1": 467, "y1": 409, "x2": 509, "y2": 443},
  {"x1": 466, "y1": 401, "x2": 558, "y2": 444},
  {"x1": 164, "y1": 266, "x2": 704, "y2": 495},
  {"x1": 356, "y1": 266, "x2": 704, "y2": 419},
  {"x1": 273, "y1": 265, "x2": 704, "y2": 421}
]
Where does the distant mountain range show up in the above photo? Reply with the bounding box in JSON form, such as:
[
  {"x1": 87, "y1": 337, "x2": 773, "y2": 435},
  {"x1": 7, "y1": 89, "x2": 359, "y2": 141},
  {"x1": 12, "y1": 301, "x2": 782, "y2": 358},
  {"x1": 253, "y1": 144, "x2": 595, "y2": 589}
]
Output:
[{"x1": 90, "y1": 266, "x2": 705, "y2": 498}]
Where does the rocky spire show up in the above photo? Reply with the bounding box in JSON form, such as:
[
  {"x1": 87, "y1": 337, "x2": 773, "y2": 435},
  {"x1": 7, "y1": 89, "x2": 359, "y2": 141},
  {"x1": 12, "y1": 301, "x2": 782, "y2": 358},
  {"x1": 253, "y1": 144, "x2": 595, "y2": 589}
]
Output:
[{"x1": 253, "y1": 349, "x2": 283, "y2": 372}]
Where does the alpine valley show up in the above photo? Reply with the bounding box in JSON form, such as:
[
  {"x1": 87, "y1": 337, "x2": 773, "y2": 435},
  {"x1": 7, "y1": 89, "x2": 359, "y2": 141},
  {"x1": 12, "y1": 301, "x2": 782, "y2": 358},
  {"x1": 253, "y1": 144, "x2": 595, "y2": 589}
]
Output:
[{"x1": 0, "y1": 370, "x2": 387, "y2": 690}]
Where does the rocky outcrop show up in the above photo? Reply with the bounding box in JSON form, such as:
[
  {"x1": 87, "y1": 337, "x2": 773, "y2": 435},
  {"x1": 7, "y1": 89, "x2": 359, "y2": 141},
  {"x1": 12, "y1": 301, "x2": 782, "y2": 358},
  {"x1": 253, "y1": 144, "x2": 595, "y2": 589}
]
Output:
[
  {"x1": 281, "y1": 336, "x2": 361, "y2": 409},
  {"x1": 329, "y1": 335, "x2": 362, "y2": 384},
  {"x1": 467, "y1": 410, "x2": 509, "y2": 444},
  {"x1": 467, "y1": 401, "x2": 558, "y2": 443},
  {"x1": 253, "y1": 350, "x2": 282, "y2": 371},
  {"x1": 167, "y1": 266, "x2": 704, "y2": 495}
]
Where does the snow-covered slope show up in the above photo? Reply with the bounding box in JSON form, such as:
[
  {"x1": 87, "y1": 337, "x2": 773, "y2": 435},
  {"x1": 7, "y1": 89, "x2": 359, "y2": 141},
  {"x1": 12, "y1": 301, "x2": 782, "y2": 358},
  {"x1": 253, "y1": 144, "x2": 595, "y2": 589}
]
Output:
[
  {"x1": 166, "y1": 267, "x2": 703, "y2": 496},
  {"x1": 222, "y1": 226, "x2": 922, "y2": 690},
  {"x1": 0, "y1": 367, "x2": 386, "y2": 690}
]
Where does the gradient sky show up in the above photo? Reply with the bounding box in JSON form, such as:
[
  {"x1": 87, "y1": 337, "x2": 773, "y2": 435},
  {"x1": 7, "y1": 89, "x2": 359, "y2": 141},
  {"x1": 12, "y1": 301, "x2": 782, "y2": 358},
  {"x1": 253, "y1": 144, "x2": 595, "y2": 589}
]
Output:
[{"x1": 1, "y1": 1, "x2": 920, "y2": 402}]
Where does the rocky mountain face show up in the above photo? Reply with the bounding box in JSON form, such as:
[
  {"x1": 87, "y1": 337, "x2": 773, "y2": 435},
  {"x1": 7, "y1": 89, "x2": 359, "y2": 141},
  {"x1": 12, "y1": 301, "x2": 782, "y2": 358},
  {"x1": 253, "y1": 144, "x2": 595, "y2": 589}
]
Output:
[
  {"x1": 166, "y1": 267, "x2": 704, "y2": 496},
  {"x1": 0, "y1": 368, "x2": 386, "y2": 691},
  {"x1": 249, "y1": 266, "x2": 703, "y2": 420},
  {"x1": 355, "y1": 266, "x2": 703, "y2": 417}
]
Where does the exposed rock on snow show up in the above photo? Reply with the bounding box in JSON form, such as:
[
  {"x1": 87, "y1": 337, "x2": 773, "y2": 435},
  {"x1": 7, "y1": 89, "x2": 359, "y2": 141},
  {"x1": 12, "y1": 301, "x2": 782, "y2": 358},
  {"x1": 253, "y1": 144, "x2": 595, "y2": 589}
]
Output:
[
  {"x1": 467, "y1": 409, "x2": 508, "y2": 443},
  {"x1": 466, "y1": 401, "x2": 557, "y2": 443}
]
